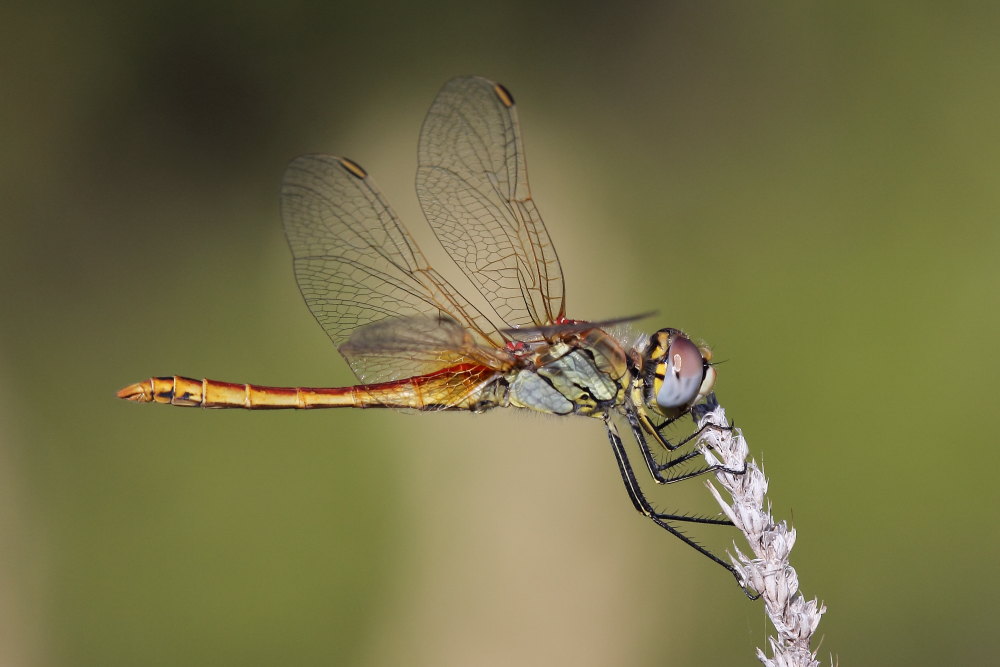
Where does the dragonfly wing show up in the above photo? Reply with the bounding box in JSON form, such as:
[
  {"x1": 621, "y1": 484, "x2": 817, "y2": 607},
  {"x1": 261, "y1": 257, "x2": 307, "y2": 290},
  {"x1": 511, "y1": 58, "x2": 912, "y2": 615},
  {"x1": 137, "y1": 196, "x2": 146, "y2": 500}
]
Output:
[
  {"x1": 341, "y1": 315, "x2": 509, "y2": 411},
  {"x1": 338, "y1": 314, "x2": 510, "y2": 384},
  {"x1": 282, "y1": 155, "x2": 507, "y2": 383},
  {"x1": 499, "y1": 312, "x2": 659, "y2": 341},
  {"x1": 417, "y1": 76, "x2": 566, "y2": 331}
]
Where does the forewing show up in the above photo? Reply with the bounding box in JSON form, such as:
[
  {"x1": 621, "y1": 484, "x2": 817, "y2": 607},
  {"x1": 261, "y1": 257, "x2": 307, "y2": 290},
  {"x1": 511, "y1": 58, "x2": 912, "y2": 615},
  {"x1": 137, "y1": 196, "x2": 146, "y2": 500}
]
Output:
[
  {"x1": 281, "y1": 155, "x2": 506, "y2": 381},
  {"x1": 417, "y1": 76, "x2": 566, "y2": 331}
]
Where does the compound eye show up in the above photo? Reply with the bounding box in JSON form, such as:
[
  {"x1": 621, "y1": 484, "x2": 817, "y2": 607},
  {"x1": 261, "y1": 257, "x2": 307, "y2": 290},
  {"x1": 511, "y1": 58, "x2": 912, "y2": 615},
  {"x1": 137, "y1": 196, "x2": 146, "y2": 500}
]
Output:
[{"x1": 655, "y1": 335, "x2": 706, "y2": 410}]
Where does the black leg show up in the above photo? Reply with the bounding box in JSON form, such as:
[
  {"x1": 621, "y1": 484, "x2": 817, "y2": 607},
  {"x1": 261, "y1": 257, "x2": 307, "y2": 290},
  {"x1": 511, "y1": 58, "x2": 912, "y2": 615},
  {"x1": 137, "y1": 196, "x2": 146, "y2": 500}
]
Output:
[
  {"x1": 654, "y1": 392, "x2": 737, "y2": 448},
  {"x1": 604, "y1": 417, "x2": 758, "y2": 598},
  {"x1": 653, "y1": 413, "x2": 734, "y2": 449},
  {"x1": 626, "y1": 407, "x2": 746, "y2": 486},
  {"x1": 649, "y1": 415, "x2": 702, "y2": 451}
]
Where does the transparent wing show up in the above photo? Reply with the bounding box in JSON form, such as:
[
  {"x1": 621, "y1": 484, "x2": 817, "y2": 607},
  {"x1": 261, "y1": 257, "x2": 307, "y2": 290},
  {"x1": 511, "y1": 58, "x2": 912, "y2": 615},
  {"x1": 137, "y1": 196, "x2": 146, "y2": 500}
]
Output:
[
  {"x1": 417, "y1": 76, "x2": 566, "y2": 331},
  {"x1": 338, "y1": 315, "x2": 509, "y2": 384},
  {"x1": 281, "y1": 154, "x2": 508, "y2": 382},
  {"x1": 341, "y1": 316, "x2": 508, "y2": 410},
  {"x1": 499, "y1": 312, "x2": 657, "y2": 340}
]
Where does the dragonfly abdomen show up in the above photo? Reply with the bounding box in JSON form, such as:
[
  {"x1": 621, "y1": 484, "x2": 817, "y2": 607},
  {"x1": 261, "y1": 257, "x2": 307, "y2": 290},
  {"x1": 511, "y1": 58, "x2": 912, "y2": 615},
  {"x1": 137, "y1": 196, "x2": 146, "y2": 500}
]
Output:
[
  {"x1": 117, "y1": 376, "x2": 360, "y2": 409},
  {"x1": 118, "y1": 363, "x2": 504, "y2": 411}
]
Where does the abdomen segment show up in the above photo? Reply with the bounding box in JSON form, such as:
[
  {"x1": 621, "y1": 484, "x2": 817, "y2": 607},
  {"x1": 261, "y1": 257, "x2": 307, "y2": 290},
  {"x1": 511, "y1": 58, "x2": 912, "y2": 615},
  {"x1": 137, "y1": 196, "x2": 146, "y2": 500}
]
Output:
[
  {"x1": 117, "y1": 376, "x2": 365, "y2": 409},
  {"x1": 117, "y1": 364, "x2": 501, "y2": 411}
]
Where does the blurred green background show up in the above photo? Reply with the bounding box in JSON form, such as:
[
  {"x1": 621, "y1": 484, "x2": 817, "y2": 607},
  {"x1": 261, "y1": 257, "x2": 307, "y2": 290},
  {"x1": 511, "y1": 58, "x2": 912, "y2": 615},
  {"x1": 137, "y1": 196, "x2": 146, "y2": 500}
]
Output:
[{"x1": 2, "y1": 2, "x2": 999, "y2": 665}]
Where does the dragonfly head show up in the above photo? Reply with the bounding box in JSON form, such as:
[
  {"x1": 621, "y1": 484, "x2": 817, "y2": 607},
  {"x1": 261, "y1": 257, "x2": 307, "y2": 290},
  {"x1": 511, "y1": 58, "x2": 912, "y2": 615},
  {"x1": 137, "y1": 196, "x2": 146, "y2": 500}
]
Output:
[{"x1": 642, "y1": 328, "x2": 716, "y2": 418}]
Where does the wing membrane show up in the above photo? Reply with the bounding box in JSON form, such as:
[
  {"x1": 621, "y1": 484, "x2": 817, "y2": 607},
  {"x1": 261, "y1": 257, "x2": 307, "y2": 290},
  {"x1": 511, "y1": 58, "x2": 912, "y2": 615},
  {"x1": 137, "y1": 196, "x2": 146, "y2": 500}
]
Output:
[
  {"x1": 417, "y1": 76, "x2": 566, "y2": 330},
  {"x1": 281, "y1": 155, "x2": 506, "y2": 382},
  {"x1": 342, "y1": 316, "x2": 508, "y2": 411},
  {"x1": 339, "y1": 315, "x2": 509, "y2": 385}
]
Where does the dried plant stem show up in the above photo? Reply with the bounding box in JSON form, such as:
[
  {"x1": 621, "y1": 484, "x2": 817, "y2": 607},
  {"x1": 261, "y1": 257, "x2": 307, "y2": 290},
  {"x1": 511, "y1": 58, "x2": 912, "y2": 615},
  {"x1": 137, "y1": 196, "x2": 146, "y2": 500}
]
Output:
[{"x1": 694, "y1": 398, "x2": 828, "y2": 667}]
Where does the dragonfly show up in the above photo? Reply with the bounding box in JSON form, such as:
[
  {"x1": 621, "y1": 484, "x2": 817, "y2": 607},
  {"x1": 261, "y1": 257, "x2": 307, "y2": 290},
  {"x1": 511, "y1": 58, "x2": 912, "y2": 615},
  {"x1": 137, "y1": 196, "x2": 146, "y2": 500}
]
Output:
[{"x1": 119, "y1": 76, "x2": 745, "y2": 584}]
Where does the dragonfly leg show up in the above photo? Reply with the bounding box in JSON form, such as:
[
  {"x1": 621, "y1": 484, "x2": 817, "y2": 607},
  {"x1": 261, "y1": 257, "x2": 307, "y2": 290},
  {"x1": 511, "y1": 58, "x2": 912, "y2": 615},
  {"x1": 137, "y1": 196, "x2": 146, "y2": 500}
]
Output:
[
  {"x1": 654, "y1": 417, "x2": 735, "y2": 450},
  {"x1": 643, "y1": 413, "x2": 704, "y2": 451},
  {"x1": 626, "y1": 407, "x2": 746, "y2": 485},
  {"x1": 604, "y1": 418, "x2": 756, "y2": 596},
  {"x1": 652, "y1": 397, "x2": 737, "y2": 450}
]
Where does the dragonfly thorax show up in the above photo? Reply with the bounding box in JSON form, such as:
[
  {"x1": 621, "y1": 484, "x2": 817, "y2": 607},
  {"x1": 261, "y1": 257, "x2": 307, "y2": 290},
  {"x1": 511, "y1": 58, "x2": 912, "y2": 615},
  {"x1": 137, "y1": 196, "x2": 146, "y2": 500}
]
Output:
[
  {"x1": 641, "y1": 328, "x2": 716, "y2": 419},
  {"x1": 503, "y1": 328, "x2": 630, "y2": 417}
]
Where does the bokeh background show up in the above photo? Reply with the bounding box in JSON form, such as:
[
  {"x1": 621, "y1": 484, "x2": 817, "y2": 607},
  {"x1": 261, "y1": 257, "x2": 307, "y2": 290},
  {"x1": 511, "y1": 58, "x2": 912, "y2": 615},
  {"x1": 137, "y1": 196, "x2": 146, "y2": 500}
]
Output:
[{"x1": 3, "y1": 2, "x2": 999, "y2": 665}]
